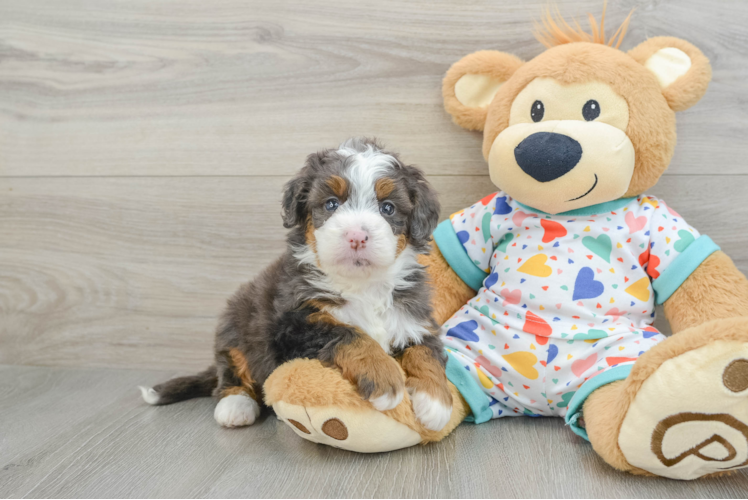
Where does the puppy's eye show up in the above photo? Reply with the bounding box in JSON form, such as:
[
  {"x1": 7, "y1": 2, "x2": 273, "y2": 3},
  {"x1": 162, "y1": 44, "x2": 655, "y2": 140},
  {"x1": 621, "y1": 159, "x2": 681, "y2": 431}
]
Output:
[
  {"x1": 531, "y1": 100, "x2": 544, "y2": 122},
  {"x1": 380, "y1": 201, "x2": 395, "y2": 216},
  {"x1": 583, "y1": 100, "x2": 600, "y2": 121},
  {"x1": 324, "y1": 199, "x2": 339, "y2": 211}
]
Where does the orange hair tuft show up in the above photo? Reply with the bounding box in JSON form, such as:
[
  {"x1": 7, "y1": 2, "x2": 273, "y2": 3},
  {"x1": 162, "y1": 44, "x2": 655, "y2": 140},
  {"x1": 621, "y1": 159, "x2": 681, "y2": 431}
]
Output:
[{"x1": 534, "y1": 2, "x2": 634, "y2": 50}]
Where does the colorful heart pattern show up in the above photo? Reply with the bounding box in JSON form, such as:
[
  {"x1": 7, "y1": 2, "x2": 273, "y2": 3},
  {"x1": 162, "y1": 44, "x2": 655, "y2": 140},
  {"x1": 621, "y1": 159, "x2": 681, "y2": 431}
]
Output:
[
  {"x1": 625, "y1": 211, "x2": 647, "y2": 234},
  {"x1": 484, "y1": 272, "x2": 499, "y2": 290},
  {"x1": 446, "y1": 320, "x2": 479, "y2": 342},
  {"x1": 572, "y1": 267, "x2": 604, "y2": 301},
  {"x1": 441, "y1": 193, "x2": 698, "y2": 420},
  {"x1": 540, "y1": 219, "x2": 567, "y2": 243},
  {"x1": 571, "y1": 353, "x2": 598, "y2": 377},
  {"x1": 518, "y1": 254, "x2": 552, "y2": 277},
  {"x1": 502, "y1": 351, "x2": 539, "y2": 380},
  {"x1": 497, "y1": 233, "x2": 514, "y2": 252},
  {"x1": 625, "y1": 277, "x2": 650, "y2": 302},
  {"x1": 500, "y1": 288, "x2": 521, "y2": 306},
  {"x1": 582, "y1": 234, "x2": 612, "y2": 263},
  {"x1": 523, "y1": 311, "x2": 552, "y2": 337},
  {"x1": 674, "y1": 229, "x2": 695, "y2": 253}
]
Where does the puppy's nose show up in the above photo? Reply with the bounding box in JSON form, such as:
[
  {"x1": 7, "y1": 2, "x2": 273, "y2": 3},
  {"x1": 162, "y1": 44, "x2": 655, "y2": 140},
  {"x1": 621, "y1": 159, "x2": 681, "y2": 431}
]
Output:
[
  {"x1": 346, "y1": 229, "x2": 369, "y2": 250},
  {"x1": 514, "y1": 132, "x2": 583, "y2": 182}
]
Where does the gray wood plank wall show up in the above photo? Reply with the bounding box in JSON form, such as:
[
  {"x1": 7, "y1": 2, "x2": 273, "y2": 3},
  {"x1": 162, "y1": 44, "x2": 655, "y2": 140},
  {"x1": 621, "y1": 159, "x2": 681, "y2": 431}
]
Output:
[{"x1": 2, "y1": 0, "x2": 747, "y2": 371}]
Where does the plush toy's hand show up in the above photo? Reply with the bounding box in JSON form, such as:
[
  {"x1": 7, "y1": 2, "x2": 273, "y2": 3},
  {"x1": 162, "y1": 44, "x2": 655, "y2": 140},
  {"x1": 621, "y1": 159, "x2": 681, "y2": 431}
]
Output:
[
  {"x1": 664, "y1": 250, "x2": 748, "y2": 333},
  {"x1": 418, "y1": 241, "x2": 475, "y2": 325}
]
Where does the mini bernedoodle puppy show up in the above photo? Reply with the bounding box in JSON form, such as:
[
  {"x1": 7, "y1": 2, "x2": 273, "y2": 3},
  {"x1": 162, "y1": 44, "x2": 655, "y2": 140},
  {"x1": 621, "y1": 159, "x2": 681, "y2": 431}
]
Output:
[{"x1": 140, "y1": 138, "x2": 454, "y2": 431}]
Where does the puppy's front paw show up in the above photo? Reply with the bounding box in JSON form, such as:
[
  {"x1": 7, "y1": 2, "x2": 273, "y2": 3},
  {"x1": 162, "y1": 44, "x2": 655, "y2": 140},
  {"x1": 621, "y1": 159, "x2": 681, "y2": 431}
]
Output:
[
  {"x1": 214, "y1": 393, "x2": 260, "y2": 428},
  {"x1": 409, "y1": 389, "x2": 452, "y2": 431},
  {"x1": 333, "y1": 337, "x2": 406, "y2": 412},
  {"x1": 355, "y1": 358, "x2": 405, "y2": 412},
  {"x1": 369, "y1": 390, "x2": 404, "y2": 412}
]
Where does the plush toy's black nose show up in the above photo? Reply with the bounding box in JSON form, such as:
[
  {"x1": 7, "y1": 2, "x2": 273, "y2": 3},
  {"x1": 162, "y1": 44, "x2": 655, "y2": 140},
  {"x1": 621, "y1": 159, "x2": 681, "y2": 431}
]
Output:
[{"x1": 514, "y1": 132, "x2": 583, "y2": 182}]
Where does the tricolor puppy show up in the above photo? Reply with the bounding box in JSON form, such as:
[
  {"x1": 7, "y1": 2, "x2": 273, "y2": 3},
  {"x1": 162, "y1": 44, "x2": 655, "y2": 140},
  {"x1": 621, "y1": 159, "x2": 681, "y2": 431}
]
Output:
[{"x1": 140, "y1": 138, "x2": 453, "y2": 431}]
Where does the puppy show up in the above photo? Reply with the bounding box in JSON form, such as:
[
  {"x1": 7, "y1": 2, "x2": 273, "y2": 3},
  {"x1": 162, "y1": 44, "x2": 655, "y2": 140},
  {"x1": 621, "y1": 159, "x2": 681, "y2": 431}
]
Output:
[{"x1": 140, "y1": 138, "x2": 453, "y2": 431}]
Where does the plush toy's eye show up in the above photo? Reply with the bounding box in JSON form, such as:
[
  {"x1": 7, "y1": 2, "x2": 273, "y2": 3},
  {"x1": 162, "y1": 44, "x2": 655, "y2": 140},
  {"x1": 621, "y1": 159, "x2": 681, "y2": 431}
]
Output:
[
  {"x1": 380, "y1": 201, "x2": 395, "y2": 216},
  {"x1": 583, "y1": 100, "x2": 600, "y2": 121},
  {"x1": 531, "y1": 100, "x2": 544, "y2": 122},
  {"x1": 324, "y1": 198, "x2": 339, "y2": 211}
]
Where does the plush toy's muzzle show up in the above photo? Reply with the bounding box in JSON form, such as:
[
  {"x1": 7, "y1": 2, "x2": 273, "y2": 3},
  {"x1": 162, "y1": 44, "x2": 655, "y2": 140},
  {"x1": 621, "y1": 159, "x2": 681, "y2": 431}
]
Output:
[{"x1": 489, "y1": 118, "x2": 635, "y2": 213}]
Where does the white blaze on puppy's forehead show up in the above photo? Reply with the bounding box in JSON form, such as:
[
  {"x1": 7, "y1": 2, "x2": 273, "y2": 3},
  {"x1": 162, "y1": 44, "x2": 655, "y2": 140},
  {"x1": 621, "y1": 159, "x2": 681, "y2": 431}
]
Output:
[{"x1": 336, "y1": 144, "x2": 397, "y2": 210}]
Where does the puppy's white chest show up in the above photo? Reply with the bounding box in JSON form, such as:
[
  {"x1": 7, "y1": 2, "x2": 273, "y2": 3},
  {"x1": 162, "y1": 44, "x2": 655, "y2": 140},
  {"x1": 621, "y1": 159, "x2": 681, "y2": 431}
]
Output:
[
  {"x1": 331, "y1": 300, "x2": 426, "y2": 354},
  {"x1": 331, "y1": 300, "x2": 391, "y2": 352}
]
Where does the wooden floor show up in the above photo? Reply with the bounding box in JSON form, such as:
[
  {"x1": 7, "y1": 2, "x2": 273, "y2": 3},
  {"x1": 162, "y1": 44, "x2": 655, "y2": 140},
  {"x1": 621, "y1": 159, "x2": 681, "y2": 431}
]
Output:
[
  {"x1": 2, "y1": 364, "x2": 748, "y2": 498},
  {"x1": 1, "y1": 0, "x2": 747, "y2": 497}
]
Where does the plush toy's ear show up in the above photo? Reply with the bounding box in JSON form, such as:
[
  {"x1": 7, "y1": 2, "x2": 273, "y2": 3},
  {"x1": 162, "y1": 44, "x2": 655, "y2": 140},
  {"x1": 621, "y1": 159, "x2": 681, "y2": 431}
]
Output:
[
  {"x1": 443, "y1": 50, "x2": 524, "y2": 131},
  {"x1": 628, "y1": 36, "x2": 712, "y2": 112}
]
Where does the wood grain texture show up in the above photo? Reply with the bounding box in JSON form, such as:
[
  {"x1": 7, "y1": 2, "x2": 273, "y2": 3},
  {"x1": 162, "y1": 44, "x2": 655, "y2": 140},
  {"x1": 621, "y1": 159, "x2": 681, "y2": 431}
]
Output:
[
  {"x1": 1, "y1": 0, "x2": 747, "y2": 177},
  {"x1": 1, "y1": 175, "x2": 746, "y2": 370},
  {"x1": 1, "y1": 364, "x2": 747, "y2": 498}
]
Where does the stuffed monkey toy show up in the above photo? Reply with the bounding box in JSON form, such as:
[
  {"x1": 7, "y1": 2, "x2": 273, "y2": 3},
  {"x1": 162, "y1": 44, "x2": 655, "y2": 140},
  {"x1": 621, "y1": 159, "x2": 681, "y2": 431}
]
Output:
[{"x1": 264, "y1": 8, "x2": 748, "y2": 480}]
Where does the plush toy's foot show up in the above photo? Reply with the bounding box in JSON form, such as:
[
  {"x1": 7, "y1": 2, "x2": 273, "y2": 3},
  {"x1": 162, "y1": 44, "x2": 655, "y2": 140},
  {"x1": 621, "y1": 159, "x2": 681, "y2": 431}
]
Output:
[
  {"x1": 271, "y1": 400, "x2": 422, "y2": 453},
  {"x1": 263, "y1": 358, "x2": 469, "y2": 453},
  {"x1": 584, "y1": 318, "x2": 748, "y2": 480}
]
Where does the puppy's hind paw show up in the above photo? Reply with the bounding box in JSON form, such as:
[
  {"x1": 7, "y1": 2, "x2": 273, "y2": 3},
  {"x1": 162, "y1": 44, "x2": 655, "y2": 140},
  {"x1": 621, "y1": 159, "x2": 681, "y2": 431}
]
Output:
[
  {"x1": 214, "y1": 393, "x2": 261, "y2": 428},
  {"x1": 411, "y1": 391, "x2": 452, "y2": 431}
]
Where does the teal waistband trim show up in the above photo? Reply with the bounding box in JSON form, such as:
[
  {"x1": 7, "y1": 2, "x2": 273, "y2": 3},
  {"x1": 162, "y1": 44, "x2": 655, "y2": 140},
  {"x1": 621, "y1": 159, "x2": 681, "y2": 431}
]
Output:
[
  {"x1": 565, "y1": 364, "x2": 633, "y2": 441},
  {"x1": 433, "y1": 219, "x2": 488, "y2": 291},
  {"x1": 445, "y1": 350, "x2": 493, "y2": 424},
  {"x1": 652, "y1": 235, "x2": 720, "y2": 305},
  {"x1": 516, "y1": 197, "x2": 637, "y2": 217}
]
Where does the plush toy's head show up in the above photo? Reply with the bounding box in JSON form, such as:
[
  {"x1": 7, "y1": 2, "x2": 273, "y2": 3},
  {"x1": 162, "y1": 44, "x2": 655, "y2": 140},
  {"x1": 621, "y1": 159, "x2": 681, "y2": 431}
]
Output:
[{"x1": 443, "y1": 8, "x2": 711, "y2": 214}]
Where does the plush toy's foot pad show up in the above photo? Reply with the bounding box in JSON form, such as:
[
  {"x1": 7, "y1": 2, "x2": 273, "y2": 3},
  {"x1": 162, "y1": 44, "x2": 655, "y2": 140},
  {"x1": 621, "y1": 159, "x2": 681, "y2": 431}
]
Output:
[
  {"x1": 619, "y1": 340, "x2": 748, "y2": 479},
  {"x1": 264, "y1": 358, "x2": 425, "y2": 453},
  {"x1": 273, "y1": 400, "x2": 422, "y2": 453}
]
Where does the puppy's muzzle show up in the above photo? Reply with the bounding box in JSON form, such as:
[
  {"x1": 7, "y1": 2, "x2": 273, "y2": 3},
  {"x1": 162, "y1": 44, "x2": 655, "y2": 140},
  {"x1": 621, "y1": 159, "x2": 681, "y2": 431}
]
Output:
[{"x1": 514, "y1": 132, "x2": 583, "y2": 182}]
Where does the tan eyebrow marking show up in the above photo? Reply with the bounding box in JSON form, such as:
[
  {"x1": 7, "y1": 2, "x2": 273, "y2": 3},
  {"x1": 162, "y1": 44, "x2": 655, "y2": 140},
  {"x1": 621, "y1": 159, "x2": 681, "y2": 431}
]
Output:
[
  {"x1": 375, "y1": 177, "x2": 395, "y2": 199},
  {"x1": 326, "y1": 175, "x2": 348, "y2": 198}
]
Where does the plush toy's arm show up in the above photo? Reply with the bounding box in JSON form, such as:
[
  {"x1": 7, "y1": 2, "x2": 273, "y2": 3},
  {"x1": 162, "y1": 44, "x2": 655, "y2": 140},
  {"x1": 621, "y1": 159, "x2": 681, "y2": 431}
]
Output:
[
  {"x1": 663, "y1": 250, "x2": 748, "y2": 334},
  {"x1": 418, "y1": 241, "x2": 475, "y2": 325}
]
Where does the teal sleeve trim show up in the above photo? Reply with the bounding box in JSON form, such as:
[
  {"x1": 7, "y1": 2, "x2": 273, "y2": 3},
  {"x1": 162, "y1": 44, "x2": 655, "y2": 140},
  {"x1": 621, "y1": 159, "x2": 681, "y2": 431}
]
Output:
[
  {"x1": 652, "y1": 235, "x2": 720, "y2": 305},
  {"x1": 445, "y1": 350, "x2": 493, "y2": 424},
  {"x1": 565, "y1": 364, "x2": 633, "y2": 441},
  {"x1": 433, "y1": 219, "x2": 489, "y2": 291}
]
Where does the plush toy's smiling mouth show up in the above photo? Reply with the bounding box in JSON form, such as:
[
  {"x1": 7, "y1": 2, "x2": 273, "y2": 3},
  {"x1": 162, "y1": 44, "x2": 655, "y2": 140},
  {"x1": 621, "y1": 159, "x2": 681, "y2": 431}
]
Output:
[{"x1": 567, "y1": 174, "x2": 598, "y2": 202}]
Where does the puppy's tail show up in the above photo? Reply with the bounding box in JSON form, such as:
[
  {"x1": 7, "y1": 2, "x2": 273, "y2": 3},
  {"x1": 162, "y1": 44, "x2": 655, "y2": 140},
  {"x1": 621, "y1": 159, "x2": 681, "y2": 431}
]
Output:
[{"x1": 139, "y1": 365, "x2": 217, "y2": 406}]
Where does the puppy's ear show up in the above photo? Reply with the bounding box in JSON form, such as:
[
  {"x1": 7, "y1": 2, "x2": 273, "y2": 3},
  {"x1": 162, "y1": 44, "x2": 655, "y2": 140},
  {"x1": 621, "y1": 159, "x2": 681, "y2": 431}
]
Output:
[
  {"x1": 281, "y1": 165, "x2": 313, "y2": 229},
  {"x1": 628, "y1": 37, "x2": 711, "y2": 112},
  {"x1": 404, "y1": 166, "x2": 441, "y2": 250},
  {"x1": 443, "y1": 50, "x2": 524, "y2": 131}
]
